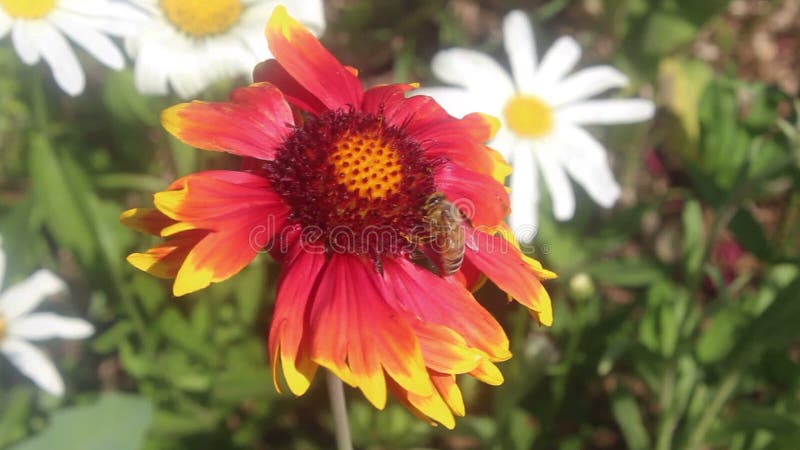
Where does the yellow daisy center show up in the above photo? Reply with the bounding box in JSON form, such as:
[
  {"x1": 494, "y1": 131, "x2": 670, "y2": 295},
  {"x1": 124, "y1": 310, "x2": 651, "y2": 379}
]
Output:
[
  {"x1": 160, "y1": 0, "x2": 243, "y2": 37},
  {"x1": 0, "y1": 0, "x2": 57, "y2": 19},
  {"x1": 330, "y1": 131, "x2": 403, "y2": 200},
  {"x1": 503, "y1": 94, "x2": 554, "y2": 138},
  {"x1": 0, "y1": 314, "x2": 6, "y2": 342}
]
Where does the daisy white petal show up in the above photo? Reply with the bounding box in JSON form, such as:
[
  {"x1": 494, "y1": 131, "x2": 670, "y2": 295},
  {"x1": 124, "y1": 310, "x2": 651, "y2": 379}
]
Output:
[
  {"x1": 503, "y1": 10, "x2": 537, "y2": 93},
  {"x1": 0, "y1": 270, "x2": 66, "y2": 321},
  {"x1": 0, "y1": 338, "x2": 65, "y2": 396},
  {"x1": 558, "y1": 125, "x2": 621, "y2": 207},
  {"x1": 133, "y1": 35, "x2": 173, "y2": 95},
  {"x1": 412, "y1": 87, "x2": 483, "y2": 119},
  {"x1": 0, "y1": 12, "x2": 11, "y2": 39},
  {"x1": 509, "y1": 143, "x2": 540, "y2": 240},
  {"x1": 549, "y1": 66, "x2": 629, "y2": 107},
  {"x1": 36, "y1": 22, "x2": 85, "y2": 96},
  {"x1": 431, "y1": 48, "x2": 515, "y2": 96},
  {"x1": 11, "y1": 21, "x2": 41, "y2": 65},
  {"x1": 533, "y1": 36, "x2": 581, "y2": 88},
  {"x1": 0, "y1": 247, "x2": 6, "y2": 291},
  {"x1": 489, "y1": 128, "x2": 517, "y2": 165},
  {"x1": 8, "y1": 313, "x2": 94, "y2": 341},
  {"x1": 52, "y1": 11, "x2": 125, "y2": 70},
  {"x1": 557, "y1": 99, "x2": 655, "y2": 125},
  {"x1": 535, "y1": 144, "x2": 576, "y2": 220}
]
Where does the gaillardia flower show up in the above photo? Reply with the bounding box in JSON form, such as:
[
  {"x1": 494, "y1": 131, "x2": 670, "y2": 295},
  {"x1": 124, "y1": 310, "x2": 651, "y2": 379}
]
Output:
[{"x1": 122, "y1": 7, "x2": 554, "y2": 428}]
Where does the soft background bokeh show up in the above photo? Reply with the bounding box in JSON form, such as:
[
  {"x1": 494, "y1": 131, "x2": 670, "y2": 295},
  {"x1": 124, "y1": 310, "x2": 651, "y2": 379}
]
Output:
[{"x1": 1, "y1": 0, "x2": 799, "y2": 449}]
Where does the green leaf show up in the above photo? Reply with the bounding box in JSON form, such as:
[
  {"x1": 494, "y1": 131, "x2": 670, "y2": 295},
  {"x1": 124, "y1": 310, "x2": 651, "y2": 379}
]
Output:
[
  {"x1": 696, "y1": 306, "x2": 748, "y2": 364},
  {"x1": 28, "y1": 135, "x2": 95, "y2": 264},
  {"x1": 0, "y1": 388, "x2": 33, "y2": 448},
  {"x1": 611, "y1": 387, "x2": 651, "y2": 450},
  {"x1": 641, "y1": 12, "x2": 697, "y2": 56},
  {"x1": 585, "y1": 259, "x2": 666, "y2": 287},
  {"x1": 10, "y1": 393, "x2": 153, "y2": 450},
  {"x1": 682, "y1": 199, "x2": 705, "y2": 277},
  {"x1": 729, "y1": 208, "x2": 771, "y2": 259}
]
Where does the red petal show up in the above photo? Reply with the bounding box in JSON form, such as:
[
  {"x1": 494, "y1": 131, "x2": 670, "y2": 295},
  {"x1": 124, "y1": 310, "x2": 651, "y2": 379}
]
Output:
[
  {"x1": 253, "y1": 59, "x2": 327, "y2": 115},
  {"x1": 464, "y1": 227, "x2": 555, "y2": 326},
  {"x1": 161, "y1": 82, "x2": 293, "y2": 160},
  {"x1": 266, "y1": 6, "x2": 363, "y2": 111},
  {"x1": 269, "y1": 242, "x2": 325, "y2": 395},
  {"x1": 382, "y1": 257, "x2": 511, "y2": 362},
  {"x1": 126, "y1": 230, "x2": 207, "y2": 279},
  {"x1": 155, "y1": 170, "x2": 288, "y2": 235},
  {"x1": 434, "y1": 163, "x2": 510, "y2": 228},
  {"x1": 308, "y1": 254, "x2": 433, "y2": 408}
]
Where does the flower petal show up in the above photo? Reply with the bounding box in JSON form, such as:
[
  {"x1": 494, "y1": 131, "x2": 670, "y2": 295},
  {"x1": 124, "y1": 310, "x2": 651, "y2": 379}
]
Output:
[
  {"x1": 464, "y1": 227, "x2": 555, "y2": 325},
  {"x1": 1, "y1": 338, "x2": 64, "y2": 396},
  {"x1": 266, "y1": 6, "x2": 363, "y2": 111},
  {"x1": 36, "y1": 22, "x2": 85, "y2": 96},
  {"x1": 0, "y1": 270, "x2": 66, "y2": 321},
  {"x1": 383, "y1": 257, "x2": 511, "y2": 362},
  {"x1": 0, "y1": 12, "x2": 12, "y2": 40},
  {"x1": 509, "y1": 143, "x2": 540, "y2": 240},
  {"x1": 269, "y1": 244, "x2": 326, "y2": 395},
  {"x1": 549, "y1": 66, "x2": 629, "y2": 107},
  {"x1": 127, "y1": 230, "x2": 206, "y2": 280},
  {"x1": 533, "y1": 36, "x2": 581, "y2": 89},
  {"x1": 120, "y1": 208, "x2": 176, "y2": 236},
  {"x1": 162, "y1": 82, "x2": 294, "y2": 160},
  {"x1": 154, "y1": 171, "x2": 288, "y2": 232},
  {"x1": 308, "y1": 254, "x2": 433, "y2": 409},
  {"x1": 0, "y1": 246, "x2": 6, "y2": 291},
  {"x1": 557, "y1": 99, "x2": 655, "y2": 125},
  {"x1": 558, "y1": 124, "x2": 621, "y2": 208},
  {"x1": 503, "y1": 10, "x2": 537, "y2": 93},
  {"x1": 11, "y1": 22, "x2": 41, "y2": 65},
  {"x1": 409, "y1": 87, "x2": 481, "y2": 119},
  {"x1": 143, "y1": 171, "x2": 288, "y2": 296},
  {"x1": 534, "y1": 145, "x2": 575, "y2": 221},
  {"x1": 434, "y1": 162, "x2": 510, "y2": 228},
  {"x1": 252, "y1": 59, "x2": 326, "y2": 114},
  {"x1": 8, "y1": 313, "x2": 94, "y2": 341},
  {"x1": 389, "y1": 377, "x2": 456, "y2": 429},
  {"x1": 52, "y1": 11, "x2": 125, "y2": 70},
  {"x1": 430, "y1": 48, "x2": 514, "y2": 98}
]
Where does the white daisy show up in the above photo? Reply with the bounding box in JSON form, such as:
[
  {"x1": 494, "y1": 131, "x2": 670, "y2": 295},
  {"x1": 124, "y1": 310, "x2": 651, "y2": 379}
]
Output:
[
  {"x1": 0, "y1": 0, "x2": 129, "y2": 96},
  {"x1": 121, "y1": 0, "x2": 326, "y2": 99},
  {"x1": 0, "y1": 241, "x2": 94, "y2": 396},
  {"x1": 416, "y1": 10, "x2": 655, "y2": 238}
]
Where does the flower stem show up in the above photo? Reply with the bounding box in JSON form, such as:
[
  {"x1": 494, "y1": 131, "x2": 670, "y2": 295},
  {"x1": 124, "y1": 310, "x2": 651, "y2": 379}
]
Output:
[{"x1": 327, "y1": 370, "x2": 354, "y2": 450}]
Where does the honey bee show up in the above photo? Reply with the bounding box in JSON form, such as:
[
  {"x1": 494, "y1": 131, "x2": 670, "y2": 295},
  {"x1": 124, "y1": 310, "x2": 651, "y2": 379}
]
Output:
[{"x1": 419, "y1": 192, "x2": 465, "y2": 276}]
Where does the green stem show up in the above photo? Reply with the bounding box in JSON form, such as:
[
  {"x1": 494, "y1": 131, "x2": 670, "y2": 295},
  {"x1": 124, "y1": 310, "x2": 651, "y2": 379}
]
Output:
[
  {"x1": 327, "y1": 371, "x2": 354, "y2": 450},
  {"x1": 686, "y1": 371, "x2": 741, "y2": 450},
  {"x1": 654, "y1": 362, "x2": 677, "y2": 450}
]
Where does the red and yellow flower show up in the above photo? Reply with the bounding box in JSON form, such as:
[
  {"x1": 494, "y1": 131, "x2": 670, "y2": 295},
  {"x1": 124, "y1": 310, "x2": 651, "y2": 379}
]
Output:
[{"x1": 122, "y1": 6, "x2": 555, "y2": 428}]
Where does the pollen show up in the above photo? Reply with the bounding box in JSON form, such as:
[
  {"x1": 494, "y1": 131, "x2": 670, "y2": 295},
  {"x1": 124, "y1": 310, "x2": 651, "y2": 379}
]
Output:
[
  {"x1": 160, "y1": 0, "x2": 243, "y2": 37},
  {"x1": 0, "y1": 314, "x2": 5, "y2": 341},
  {"x1": 330, "y1": 132, "x2": 403, "y2": 200},
  {"x1": 503, "y1": 94, "x2": 554, "y2": 138},
  {"x1": 0, "y1": 0, "x2": 57, "y2": 19}
]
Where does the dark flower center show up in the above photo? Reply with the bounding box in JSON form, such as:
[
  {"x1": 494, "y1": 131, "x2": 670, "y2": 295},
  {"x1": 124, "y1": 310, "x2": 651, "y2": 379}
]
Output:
[{"x1": 266, "y1": 109, "x2": 439, "y2": 260}]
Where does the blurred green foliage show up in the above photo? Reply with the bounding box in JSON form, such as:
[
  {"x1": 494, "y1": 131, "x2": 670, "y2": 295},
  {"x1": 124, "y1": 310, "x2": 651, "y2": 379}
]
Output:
[{"x1": 1, "y1": 0, "x2": 799, "y2": 449}]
